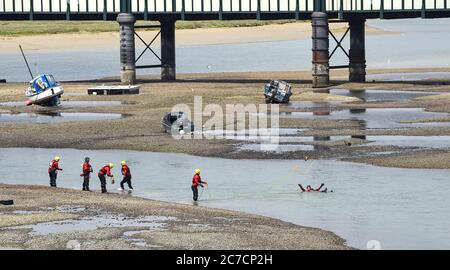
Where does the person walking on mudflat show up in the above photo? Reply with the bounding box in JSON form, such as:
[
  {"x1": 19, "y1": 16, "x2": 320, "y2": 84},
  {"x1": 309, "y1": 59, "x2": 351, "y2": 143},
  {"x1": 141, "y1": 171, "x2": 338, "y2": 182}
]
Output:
[
  {"x1": 98, "y1": 163, "x2": 114, "y2": 193},
  {"x1": 191, "y1": 169, "x2": 207, "y2": 202},
  {"x1": 48, "y1": 156, "x2": 62, "y2": 187},
  {"x1": 80, "y1": 157, "x2": 93, "y2": 191},
  {"x1": 118, "y1": 160, "x2": 133, "y2": 191}
]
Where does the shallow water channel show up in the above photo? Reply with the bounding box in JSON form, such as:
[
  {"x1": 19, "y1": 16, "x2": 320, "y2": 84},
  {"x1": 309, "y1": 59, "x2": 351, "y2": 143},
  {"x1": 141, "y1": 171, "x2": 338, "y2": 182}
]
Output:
[
  {"x1": 235, "y1": 135, "x2": 450, "y2": 153},
  {"x1": 0, "y1": 101, "x2": 123, "y2": 108},
  {"x1": 328, "y1": 89, "x2": 444, "y2": 102},
  {"x1": 280, "y1": 108, "x2": 450, "y2": 129},
  {"x1": 367, "y1": 72, "x2": 450, "y2": 82},
  {"x1": 0, "y1": 148, "x2": 449, "y2": 250},
  {"x1": 0, "y1": 112, "x2": 123, "y2": 124}
]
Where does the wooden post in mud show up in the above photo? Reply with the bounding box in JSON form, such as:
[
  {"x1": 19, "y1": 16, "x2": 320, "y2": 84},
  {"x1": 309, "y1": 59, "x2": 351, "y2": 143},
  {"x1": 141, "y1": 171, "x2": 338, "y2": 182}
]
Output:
[
  {"x1": 311, "y1": 12, "x2": 330, "y2": 88},
  {"x1": 117, "y1": 13, "x2": 136, "y2": 85},
  {"x1": 349, "y1": 19, "x2": 366, "y2": 82},
  {"x1": 160, "y1": 18, "x2": 176, "y2": 81}
]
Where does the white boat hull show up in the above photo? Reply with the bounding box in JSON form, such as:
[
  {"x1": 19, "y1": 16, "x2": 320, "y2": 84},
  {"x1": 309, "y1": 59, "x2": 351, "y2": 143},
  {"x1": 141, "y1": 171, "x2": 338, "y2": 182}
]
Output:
[
  {"x1": 26, "y1": 86, "x2": 64, "y2": 105},
  {"x1": 87, "y1": 84, "x2": 141, "y2": 95}
]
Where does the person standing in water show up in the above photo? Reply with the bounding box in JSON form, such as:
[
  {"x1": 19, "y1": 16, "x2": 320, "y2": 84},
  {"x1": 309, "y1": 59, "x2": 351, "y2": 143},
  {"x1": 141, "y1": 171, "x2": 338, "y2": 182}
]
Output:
[
  {"x1": 48, "y1": 156, "x2": 62, "y2": 187},
  {"x1": 98, "y1": 163, "x2": 114, "y2": 193},
  {"x1": 80, "y1": 157, "x2": 93, "y2": 191},
  {"x1": 191, "y1": 169, "x2": 207, "y2": 202},
  {"x1": 118, "y1": 160, "x2": 133, "y2": 191}
]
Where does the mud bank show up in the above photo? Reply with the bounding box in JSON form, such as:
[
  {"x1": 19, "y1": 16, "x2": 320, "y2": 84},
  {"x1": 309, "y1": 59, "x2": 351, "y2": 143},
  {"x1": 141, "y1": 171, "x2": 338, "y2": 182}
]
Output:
[
  {"x1": 0, "y1": 184, "x2": 348, "y2": 250},
  {"x1": 0, "y1": 69, "x2": 449, "y2": 169}
]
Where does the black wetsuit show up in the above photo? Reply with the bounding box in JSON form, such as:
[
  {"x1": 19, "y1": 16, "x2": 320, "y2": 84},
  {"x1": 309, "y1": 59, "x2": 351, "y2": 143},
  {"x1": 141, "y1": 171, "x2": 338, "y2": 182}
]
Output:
[
  {"x1": 98, "y1": 166, "x2": 113, "y2": 193},
  {"x1": 98, "y1": 174, "x2": 107, "y2": 193},
  {"x1": 191, "y1": 186, "x2": 199, "y2": 201},
  {"x1": 49, "y1": 171, "x2": 57, "y2": 187},
  {"x1": 83, "y1": 174, "x2": 90, "y2": 191}
]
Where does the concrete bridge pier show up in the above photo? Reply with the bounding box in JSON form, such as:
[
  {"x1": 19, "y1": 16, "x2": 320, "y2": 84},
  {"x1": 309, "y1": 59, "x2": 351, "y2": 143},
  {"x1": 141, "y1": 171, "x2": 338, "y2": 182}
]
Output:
[
  {"x1": 117, "y1": 13, "x2": 136, "y2": 85},
  {"x1": 160, "y1": 19, "x2": 176, "y2": 81},
  {"x1": 311, "y1": 12, "x2": 330, "y2": 88},
  {"x1": 349, "y1": 19, "x2": 366, "y2": 82}
]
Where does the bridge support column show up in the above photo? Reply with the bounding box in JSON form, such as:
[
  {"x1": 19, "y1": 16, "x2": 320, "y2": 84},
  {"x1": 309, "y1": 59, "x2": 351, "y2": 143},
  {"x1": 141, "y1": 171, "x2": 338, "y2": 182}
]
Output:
[
  {"x1": 160, "y1": 19, "x2": 176, "y2": 81},
  {"x1": 117, "y1": 13, "x2": 136, "y2": 85},
  {"x1": 349, "y1": 19, "x2": 366, "y2": 82},
  {"x1": 311, "y1": 12, "x2": 329, "y2": 88}
]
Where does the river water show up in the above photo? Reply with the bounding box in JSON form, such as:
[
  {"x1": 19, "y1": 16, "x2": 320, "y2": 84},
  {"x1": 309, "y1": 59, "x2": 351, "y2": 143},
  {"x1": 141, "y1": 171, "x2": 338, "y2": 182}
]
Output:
[
  {"x1": 2, "y1": 18, "x2": 450, "y2": 82},
  {"x1": 0, "y1": 147, "x2": 449, "y2": 250},
  {"x1": 280, "y1": 108, "x2": 450, "y2": 129}
]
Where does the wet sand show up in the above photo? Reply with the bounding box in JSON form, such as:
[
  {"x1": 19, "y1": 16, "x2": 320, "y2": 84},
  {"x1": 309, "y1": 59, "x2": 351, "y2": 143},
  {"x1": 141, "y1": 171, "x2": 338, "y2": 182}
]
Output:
[
  {"x1": 0, "y1": 68, "x2": 449, "y2": 170},
  {"x1": 0, "y1": 22, "x2": 390, "y2": 53},
  {"x1": 0, "y1": 184, "x2": 348, "y2": 250}
]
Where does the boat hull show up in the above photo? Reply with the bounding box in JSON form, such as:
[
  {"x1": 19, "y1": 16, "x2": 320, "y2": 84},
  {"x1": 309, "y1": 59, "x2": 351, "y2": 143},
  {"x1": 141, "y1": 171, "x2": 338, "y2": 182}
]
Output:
[
  {"x1": 26, "y1": 86, "x2": 64, "y2": 106},
  {"x1": 87, "y1": 84, "x2": 141, "y2": 95}
]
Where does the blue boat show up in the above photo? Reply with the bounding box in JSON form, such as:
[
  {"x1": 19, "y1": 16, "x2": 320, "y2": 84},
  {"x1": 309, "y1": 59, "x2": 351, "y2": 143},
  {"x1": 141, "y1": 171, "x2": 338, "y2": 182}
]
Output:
[
  {"x1": 19, "y1": 45, "x2": 64, "y2": 107},
  {"x1": 25, "y1": 74, "x2": 64, "y2": 106}
]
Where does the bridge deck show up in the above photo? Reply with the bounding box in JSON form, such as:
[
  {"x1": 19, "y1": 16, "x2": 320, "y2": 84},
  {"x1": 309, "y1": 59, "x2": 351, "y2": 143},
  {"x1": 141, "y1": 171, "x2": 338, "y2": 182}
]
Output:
[
  {"x1": 2, "y1": 10, "x2": 450, "y2": 21},
  {"x1": 0, "y1": 1, "x2": 450, "y2": 21}
]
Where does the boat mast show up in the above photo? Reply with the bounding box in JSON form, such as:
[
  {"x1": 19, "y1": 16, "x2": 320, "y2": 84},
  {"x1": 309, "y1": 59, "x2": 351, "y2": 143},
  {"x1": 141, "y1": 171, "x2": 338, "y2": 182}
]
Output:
[{"x1": 19, "y1": 45, "x2": 34, "y2": 80}]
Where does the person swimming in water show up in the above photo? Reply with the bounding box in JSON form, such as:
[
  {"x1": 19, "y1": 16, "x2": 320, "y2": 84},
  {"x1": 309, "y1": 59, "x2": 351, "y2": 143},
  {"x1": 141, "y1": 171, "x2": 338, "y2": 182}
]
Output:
[{"x1": 298, "y1": 183, "x2": 331, "y2": 193}]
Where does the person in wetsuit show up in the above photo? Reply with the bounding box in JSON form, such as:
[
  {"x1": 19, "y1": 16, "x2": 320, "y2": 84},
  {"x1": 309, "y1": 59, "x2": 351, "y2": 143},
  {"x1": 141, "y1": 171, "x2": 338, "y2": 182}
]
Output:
[
  {"x1": 98, "y1": 163, "x2": 114, "y2": 193},
  {"x1": 298, "y1": 183, "x2": 329, "y2": 193},
  {"x1": 191, "y1": 169, "x2": 207, "y2": 202},
  {"x1": 118, "y1": 160, "x2": 133, "y2": 191},
  {"x1": 48, "y1": 156, "x2": 63, "y2": 187},
  {"x1": 80, "y1": 157, "x2": 93, "y2": 191}
]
